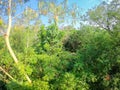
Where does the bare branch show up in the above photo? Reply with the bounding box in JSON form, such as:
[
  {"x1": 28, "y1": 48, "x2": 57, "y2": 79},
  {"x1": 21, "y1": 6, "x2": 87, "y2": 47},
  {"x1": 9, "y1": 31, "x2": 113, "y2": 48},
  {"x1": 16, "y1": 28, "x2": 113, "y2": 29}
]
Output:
[{"x1": 0, "y1": 66, "x2": 15, "y2": 80}]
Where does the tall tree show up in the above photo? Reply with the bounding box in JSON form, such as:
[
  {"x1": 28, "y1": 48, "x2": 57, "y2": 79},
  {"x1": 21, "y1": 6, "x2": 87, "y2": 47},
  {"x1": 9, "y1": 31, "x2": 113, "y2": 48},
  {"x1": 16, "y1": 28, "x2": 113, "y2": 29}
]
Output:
[
  {"x1": 86, "y1": 0, "x2": 120, "y2": 33},
  {"x1": 0, "y1": 0, "x2": 31, "y2": 83},
  {"x1": 38, "y1": 0, "x2": 81, "y2": 25}
]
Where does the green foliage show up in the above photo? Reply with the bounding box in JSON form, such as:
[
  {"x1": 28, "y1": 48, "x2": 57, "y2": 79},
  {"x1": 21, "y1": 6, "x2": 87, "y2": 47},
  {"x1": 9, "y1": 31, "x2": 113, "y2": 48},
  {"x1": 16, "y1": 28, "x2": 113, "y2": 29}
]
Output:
[
  {"x1": 0, "y1": 23, "x2": 120, "y2": 90},
  {"x1": 58, "y1": 73, "x2": 76, "y2": 90},
  {"x1": 34, "y1": 24, "x2": 63, "y2": 54},
  {"x1": 74, "y1": 27, "x2": 120, "y2": 89},
  {"x1": 32, "y1": 80, "x2": 50, "y2": 90}
]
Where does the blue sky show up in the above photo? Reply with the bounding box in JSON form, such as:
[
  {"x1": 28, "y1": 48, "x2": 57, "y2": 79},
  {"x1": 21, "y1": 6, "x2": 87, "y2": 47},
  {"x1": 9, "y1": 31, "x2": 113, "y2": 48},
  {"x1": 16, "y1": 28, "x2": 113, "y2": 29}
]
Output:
[
  {"x1": 69, "y1": 0, "x2": 101, "y2": 11},
  {"x1": 28, "y1": 0, "x2": 102, "y2": 10},
  {"x1": 15, "y1": 0, "x2": 104, "y2": 27}
]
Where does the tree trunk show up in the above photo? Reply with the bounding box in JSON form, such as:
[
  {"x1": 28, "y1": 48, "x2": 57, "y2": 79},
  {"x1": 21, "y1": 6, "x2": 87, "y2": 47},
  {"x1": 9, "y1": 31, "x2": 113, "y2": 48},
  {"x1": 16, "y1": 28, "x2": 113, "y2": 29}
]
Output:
[{"x1": 4, "y1": 0, "x2": 31, "y2": 83}]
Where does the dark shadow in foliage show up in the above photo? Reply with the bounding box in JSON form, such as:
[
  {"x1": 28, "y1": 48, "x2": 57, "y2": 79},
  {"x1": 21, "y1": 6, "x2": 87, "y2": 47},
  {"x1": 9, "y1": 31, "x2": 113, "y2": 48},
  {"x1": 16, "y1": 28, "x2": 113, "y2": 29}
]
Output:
[
  {"x1": 109, "y1": 64, "x2": 120, "y2": 76},
  {"x1": 87, "y1": 79, "x2": 105, "y2": 90},
  {"x1": 63, "y1": 31, "x2": 81, "y2": 52},
  {"x1": 0, "y1": 80, "x2": 7, "y2": 90}
]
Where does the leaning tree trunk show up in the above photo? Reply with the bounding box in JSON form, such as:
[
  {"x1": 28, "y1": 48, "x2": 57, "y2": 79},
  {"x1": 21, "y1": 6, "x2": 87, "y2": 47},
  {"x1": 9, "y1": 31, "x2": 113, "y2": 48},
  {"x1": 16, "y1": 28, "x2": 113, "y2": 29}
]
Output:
[{"x1": 4, "y1": 0, "x2": 31, "y2": 83}]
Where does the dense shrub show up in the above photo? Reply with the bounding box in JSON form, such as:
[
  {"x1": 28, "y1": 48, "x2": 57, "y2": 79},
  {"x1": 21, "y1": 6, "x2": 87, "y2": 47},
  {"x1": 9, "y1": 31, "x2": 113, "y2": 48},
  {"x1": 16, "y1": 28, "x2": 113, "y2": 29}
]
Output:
[{"x1": 0, "y1": 24, "x2": 120, "y2": 90}]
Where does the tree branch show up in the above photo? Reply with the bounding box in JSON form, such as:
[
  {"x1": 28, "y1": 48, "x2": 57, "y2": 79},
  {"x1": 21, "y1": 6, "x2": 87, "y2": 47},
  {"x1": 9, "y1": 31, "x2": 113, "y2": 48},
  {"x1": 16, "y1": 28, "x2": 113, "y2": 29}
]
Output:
[{"x1": 0, "y1": 66, "x2": 15, "y2": 80}]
